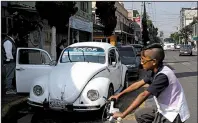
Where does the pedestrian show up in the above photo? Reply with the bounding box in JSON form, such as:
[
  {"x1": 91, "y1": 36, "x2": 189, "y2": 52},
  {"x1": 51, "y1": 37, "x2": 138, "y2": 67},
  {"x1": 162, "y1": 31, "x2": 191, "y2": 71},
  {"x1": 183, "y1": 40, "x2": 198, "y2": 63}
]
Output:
[
  {"x1": 109, "y1": 43, "x2": 190, "y2": 123},
  {"x1": 2, "y1": 28, "x2": 19, "y2": 94},
  {"x1": 56, "y1": 39, "x2": 67, "y2": 61},
  {"x1": 74, "y1": 39, "x2": 78, "y2": 43}
]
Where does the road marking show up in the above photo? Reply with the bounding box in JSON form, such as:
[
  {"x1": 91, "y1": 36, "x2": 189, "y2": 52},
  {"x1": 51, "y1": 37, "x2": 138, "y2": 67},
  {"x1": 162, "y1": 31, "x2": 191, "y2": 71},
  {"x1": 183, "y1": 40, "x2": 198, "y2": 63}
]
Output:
[{"x1": 182, "y1": 62, "x2": 191, "y2": 66}]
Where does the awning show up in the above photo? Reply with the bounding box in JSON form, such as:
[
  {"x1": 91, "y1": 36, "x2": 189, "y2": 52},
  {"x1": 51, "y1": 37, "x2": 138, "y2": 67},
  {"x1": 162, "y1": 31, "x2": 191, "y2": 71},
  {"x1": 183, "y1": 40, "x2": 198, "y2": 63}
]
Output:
[{"x1": 69, "y1": 16, "x2": 93, "y2": 33}]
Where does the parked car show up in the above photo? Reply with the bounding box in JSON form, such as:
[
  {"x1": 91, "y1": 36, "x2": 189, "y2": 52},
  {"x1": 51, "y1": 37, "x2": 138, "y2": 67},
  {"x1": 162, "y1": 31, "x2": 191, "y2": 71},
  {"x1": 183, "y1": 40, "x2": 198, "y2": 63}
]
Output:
[
  {"x1": 175, "y1": 44, "x2": 181, "y2": 49},
  {"x1": 117, "y1": 45, "x2": 139, "y2": 79},
  {"x1": 179, "y1": 45, "x2": 193, "y2": 56},
  {"x1": 131, "y1": 44, "x2": 143, "y2": 56},
  {"x1": 131, "y1": 44, "x2": 143, "y2": 69},
  {"x1": 163, "y1": 42, "x2": 175, "y2": 50},
  {"x1": 15, "y1": 42, "x2": 128, "y2": 113}
]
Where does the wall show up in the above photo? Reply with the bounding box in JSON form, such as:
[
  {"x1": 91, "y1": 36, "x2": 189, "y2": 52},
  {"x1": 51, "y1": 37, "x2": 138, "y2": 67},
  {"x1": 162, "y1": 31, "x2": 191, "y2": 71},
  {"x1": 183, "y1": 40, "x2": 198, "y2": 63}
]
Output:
[
  {"x1": 180, "y1": 8, "x2": 198, "y2": 29},
  {"x1": 75, "y1": 2, "x2": 92, "y2": 22},
  {"x1": 184, "y1": 9, "x2": 197, "y2": 26}
]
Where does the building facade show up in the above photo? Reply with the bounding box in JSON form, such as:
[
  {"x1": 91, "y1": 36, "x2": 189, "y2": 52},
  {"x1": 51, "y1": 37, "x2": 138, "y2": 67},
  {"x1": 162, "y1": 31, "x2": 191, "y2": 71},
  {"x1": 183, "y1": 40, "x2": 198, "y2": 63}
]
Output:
[
  {"x1": 180, "y1": 8, "x2": 198, "y2": 30},
  {"x1": 128, "y1": 9, "x2": 141, "y2": 43},
  {"x1": 69, "y1": 2, "x2": 93, "y2": 44},
  {"x1": 1, "y1": 1, "x2": 93, "y2": 55},
  {"x1": 114, "y1": 2, "x2": 134, "y2": 44}
]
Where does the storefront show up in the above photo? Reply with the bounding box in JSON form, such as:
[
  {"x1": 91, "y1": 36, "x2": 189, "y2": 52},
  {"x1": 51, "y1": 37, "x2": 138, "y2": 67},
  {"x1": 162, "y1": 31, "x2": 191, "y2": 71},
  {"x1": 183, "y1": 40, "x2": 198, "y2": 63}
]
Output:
[{"x1": 69, "y1": 16, "x2": 93, "y2": 44}]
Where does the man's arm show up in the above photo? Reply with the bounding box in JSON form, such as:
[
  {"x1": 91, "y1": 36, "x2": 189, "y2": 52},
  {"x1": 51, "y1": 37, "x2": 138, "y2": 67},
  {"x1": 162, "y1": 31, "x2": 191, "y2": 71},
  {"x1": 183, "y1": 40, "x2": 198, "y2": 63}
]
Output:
[
  {"x1": 122, "y1": 90, "x2": 151, "y2": 117},
  {"x1": 121, "y1": 73, "x2": 169, "y2": 117},
  {"x1": 117, "y1": 79, "x2": 146, "y2": 98},
  {"x1": 3, "y1": 40, "x2": 13, "y2": 61}
]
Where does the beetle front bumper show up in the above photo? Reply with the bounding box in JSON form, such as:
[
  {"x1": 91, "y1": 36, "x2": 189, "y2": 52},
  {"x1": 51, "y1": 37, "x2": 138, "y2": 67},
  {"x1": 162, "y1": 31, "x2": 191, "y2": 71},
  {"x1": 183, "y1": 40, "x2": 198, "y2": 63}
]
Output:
[{"x1": 27, "y1": 99, "x2": 101, "y2": 112}]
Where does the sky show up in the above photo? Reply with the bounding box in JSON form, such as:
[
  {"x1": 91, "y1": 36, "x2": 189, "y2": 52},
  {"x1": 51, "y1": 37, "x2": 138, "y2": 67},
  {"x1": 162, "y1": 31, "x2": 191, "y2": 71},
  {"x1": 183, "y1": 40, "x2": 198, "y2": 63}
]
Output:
[{"x1": 123, "y1": 1, "x2": 197, "y2": 38}]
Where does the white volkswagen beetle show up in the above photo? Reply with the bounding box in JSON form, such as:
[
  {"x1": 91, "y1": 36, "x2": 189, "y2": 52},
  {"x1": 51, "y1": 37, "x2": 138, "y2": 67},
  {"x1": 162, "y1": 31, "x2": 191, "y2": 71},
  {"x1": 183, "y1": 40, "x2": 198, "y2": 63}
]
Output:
[{"x1": 15, "y1": 42, "x2": 128, "y2": 112}]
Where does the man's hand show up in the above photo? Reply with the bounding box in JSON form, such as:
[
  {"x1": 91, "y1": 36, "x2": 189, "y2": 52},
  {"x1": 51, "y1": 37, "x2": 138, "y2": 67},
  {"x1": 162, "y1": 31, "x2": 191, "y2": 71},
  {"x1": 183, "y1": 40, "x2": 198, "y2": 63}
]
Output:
[
  {"x1": 113, "y1": 112, "x2": 124, "y2": 119},
  {"x1": 108, "y1": 94, "x2": 119, "y2": 100}
]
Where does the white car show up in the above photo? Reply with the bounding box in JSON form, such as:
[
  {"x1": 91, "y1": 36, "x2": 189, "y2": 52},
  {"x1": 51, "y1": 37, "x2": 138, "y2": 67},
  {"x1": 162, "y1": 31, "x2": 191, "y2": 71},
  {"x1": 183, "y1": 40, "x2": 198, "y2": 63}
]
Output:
[
  {"x1": 163, "y1": 43, "x2": 175, "y2": 50},
  {"x1": 15, "y1": 42, "x2": 128, "y2": 112}
]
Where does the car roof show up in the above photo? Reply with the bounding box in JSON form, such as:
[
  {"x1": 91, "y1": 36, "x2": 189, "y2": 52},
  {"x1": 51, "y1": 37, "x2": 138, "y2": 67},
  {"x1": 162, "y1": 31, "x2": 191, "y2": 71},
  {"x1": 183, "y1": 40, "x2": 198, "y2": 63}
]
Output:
[
  {"x1": 117, "y1": 45, "x2": 135, "y2": 50},
  {"x1": 69, "y1": 42, "x2": 114, "y2": 51},
  {"x1": 131, "y1": 44, "x2": 143, "y2": 47}
]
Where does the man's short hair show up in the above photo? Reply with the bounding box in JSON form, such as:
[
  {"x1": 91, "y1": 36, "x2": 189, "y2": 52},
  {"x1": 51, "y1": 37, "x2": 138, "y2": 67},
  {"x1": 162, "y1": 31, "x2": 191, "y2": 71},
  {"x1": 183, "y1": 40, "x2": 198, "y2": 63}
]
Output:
[{"x1": 143, "y1": 43, "x2": 165, "y2": 63}]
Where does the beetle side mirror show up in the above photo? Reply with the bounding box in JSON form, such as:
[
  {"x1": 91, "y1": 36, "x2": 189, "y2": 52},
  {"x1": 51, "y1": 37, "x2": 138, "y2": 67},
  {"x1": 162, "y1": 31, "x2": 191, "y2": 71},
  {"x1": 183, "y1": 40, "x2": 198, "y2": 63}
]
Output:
[{"x1": 49, "y1": 60, "x2": 57, "y2": 66}]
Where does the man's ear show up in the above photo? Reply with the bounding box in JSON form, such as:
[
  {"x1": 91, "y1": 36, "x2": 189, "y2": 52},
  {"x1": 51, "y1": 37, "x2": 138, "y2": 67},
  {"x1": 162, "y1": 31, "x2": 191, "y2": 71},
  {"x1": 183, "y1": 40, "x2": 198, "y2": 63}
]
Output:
[{"x1": 152, "y1": 59, "x2": 157, "y2": 66}]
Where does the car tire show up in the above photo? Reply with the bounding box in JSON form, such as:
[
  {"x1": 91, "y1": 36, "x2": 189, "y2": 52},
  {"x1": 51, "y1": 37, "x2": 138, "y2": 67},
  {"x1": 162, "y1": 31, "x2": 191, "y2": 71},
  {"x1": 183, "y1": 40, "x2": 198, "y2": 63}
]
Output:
[
  {"x1": 123, "y1": 73, "x2": 129, "y2": 90},
  {"x1": 190, "y1": 52, "x2": 192, "y2": 56}
]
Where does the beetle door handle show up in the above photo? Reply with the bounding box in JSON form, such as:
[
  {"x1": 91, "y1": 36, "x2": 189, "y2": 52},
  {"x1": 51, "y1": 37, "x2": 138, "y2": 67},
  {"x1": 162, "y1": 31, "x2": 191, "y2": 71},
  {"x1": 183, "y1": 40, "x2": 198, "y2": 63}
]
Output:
[{"x1": 16, "y1": 67, "x2": 25, "y2": 71}]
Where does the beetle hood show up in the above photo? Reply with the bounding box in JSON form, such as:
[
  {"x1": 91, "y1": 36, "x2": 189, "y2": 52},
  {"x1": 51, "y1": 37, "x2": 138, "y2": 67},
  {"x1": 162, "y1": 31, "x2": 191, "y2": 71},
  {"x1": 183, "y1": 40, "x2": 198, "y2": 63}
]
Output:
[{"x1": 48, "y1": 62, "x2": 106, "y2": 103}]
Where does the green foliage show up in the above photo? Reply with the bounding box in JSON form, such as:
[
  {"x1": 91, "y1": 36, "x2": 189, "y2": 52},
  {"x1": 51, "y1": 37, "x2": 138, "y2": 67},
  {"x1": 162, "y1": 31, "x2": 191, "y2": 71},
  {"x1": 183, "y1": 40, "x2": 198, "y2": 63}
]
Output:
[
  {"x1": 179, "y1": 17, "x2": 197, "y2": 43},
  {"x1": 141, "y1": 3, "x2": 149, "y2": 47},
  {"x1": 35, "y1": 2, "x2": 78, "y2": 28},
  {"x1": 160, "y1": 31, "x2": 164, "y2": 37},
  {"x1": 170, "y1": 32, "x2": 180, "y2": 44},
  {"x1": 7, "y1": 3, "x2": 42, "y2": 46},
  {"x1": 133, "y1": 10, "x2": 139, "y2": 17},
  {"x1": 96, "y1": 2, "x2": 117, "y2": 36}
]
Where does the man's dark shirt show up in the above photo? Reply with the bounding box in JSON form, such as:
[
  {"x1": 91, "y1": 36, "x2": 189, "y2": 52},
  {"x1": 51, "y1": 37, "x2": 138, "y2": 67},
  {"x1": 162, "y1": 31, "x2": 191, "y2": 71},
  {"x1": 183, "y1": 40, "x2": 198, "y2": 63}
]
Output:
[{"x1": 143, "y1": 65, "x2": 169, "y2": 97}]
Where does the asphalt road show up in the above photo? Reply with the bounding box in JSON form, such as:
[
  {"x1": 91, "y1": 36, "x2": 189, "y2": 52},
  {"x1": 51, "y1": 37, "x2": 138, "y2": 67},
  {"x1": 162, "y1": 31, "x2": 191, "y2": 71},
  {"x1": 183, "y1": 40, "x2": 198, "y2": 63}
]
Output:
[{"x1": 18, "y1": 50, "x2": 197, "y2": 123}]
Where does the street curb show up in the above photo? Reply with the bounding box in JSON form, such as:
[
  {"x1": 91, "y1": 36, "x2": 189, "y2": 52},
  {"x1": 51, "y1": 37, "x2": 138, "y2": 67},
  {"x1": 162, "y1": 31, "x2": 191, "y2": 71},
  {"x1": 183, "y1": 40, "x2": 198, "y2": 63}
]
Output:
[{"x1": 2, "y1": 96, "x2": 28, "y2": 118}]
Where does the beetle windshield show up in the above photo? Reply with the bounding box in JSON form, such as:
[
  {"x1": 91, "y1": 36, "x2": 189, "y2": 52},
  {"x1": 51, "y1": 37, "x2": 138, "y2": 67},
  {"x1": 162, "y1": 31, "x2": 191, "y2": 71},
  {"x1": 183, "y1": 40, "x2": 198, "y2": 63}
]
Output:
[{"x1": 60, "y1": 46, "x2": 106, "y2": 64}]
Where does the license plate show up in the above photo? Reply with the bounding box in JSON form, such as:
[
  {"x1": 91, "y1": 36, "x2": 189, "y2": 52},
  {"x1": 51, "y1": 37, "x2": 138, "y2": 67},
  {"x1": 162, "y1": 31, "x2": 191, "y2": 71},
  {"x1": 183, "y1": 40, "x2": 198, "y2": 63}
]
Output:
[
  {"x1": 49, "y1": 99, "x2": 66, "y2": 108},
  {"x1": 185, "y1": 52, "x2": 187, "y2": 53}
]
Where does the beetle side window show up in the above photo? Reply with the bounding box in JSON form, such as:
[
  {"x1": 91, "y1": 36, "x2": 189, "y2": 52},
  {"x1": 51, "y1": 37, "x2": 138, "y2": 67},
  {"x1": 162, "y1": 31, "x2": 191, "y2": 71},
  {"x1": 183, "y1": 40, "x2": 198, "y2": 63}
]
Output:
[
  {"x1": 108, "y1": 49, "x2": 117, "y2": 65},
  {"x1": 18, "y1": 49, "x2": 50, "y2": 65}
]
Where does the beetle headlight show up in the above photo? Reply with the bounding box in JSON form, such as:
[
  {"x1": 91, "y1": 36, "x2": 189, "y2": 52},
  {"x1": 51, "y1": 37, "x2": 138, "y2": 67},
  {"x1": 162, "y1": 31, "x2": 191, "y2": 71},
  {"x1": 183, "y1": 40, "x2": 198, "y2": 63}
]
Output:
[
  {"x1": 33, "y1": 85, "x2": 43, "y2": 96},
  {"x1": 87, "y1": 90, "x2": 99, "y2": 101}
]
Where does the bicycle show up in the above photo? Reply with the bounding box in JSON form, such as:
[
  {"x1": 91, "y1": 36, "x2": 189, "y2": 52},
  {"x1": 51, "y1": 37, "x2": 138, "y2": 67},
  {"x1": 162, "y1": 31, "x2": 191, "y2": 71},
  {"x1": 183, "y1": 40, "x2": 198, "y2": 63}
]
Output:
[{"x1": 102, "y1": 96, "x2": 122, "y2": 123}]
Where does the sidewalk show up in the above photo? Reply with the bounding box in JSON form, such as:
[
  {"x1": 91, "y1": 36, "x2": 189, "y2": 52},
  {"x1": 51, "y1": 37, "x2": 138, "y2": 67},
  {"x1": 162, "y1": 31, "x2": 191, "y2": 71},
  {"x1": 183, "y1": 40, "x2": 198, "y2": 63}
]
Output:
[{"x1": 2, "y1": 94, "x2": 28, "y2": 122}]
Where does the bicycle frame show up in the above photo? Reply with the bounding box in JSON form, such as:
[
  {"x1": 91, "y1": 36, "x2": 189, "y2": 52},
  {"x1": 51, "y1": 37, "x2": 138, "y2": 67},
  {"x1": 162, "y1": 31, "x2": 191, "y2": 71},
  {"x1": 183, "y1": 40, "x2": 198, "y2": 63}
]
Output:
[{"x1": 102, "y1": 97, "x2": 122, "y2": 123}]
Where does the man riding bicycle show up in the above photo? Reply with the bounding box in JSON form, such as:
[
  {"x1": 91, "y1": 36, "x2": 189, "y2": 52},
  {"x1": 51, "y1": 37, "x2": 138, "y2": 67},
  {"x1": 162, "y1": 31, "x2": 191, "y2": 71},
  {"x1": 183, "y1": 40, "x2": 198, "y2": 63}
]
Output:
[{"x1": 109, "y1": 43, "x2": 190, "y2": 123}]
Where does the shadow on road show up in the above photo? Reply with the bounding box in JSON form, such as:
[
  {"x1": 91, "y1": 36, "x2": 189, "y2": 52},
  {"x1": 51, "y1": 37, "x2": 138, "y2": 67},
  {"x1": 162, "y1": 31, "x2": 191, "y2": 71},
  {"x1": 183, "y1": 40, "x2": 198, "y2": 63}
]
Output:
[
  {"x1": 175, "y1": 71, "x2": 198, "y2": 78},
  {"x1": 179, "y1": 54, "x2": 197, "y2": 56},
  {"x1": 164, "y1": 61, "x2": 190, "y2": 64}
]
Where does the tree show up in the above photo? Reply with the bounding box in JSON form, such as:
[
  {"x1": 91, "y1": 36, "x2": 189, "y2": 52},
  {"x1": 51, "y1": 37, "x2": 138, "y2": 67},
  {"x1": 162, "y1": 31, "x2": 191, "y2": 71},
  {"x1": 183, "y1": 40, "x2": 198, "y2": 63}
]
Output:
[
  {"x1": 170, "y1": 32, "x2": 180, "y2": 44},
  {"x1": 36, "y1": 2, "x2": 78, "y2": 28},
  {"x1": 35, "y1": 2, "x2": 78, "y2": 60},
  {"x1": 96, "y1": 2, "x2": 117, "y2": 36},
  {"x1": 141, "y1": 2, "x2": 149, "y2": 47},
  {"x1": 179, "y1": 16, "x2": 197, "y2": 44},
  {"x1": 147, "y1": 18, "x2": 159, "y2": 43},
  {"x1": 160, "y1": 31, "x2": 164, "y2": 37},
  {"x1": 180, "y1": 25, "x2": 193, "y2": 44},
  {"x1": 7, "y1": 3, "x2": 42, "y2": 47}
]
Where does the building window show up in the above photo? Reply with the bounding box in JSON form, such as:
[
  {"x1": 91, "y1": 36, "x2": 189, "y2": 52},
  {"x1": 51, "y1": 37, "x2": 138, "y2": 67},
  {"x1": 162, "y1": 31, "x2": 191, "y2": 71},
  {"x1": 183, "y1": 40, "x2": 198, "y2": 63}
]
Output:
[{"x1": 80, "y1": 2, "x2": 88, "y2": 12}]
